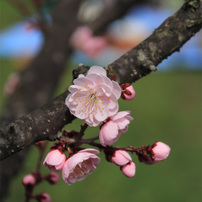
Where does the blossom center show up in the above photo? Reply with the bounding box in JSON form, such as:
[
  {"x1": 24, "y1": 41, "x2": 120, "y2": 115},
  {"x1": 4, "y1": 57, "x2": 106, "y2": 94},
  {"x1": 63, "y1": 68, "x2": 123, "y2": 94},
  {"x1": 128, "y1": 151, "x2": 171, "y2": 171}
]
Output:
[
  {"x1": 72, "y1": 160, "x2": 90, "y2": 177},
  {"x1": 89, "y1": 93, "x2": 97, "y2": 102}
]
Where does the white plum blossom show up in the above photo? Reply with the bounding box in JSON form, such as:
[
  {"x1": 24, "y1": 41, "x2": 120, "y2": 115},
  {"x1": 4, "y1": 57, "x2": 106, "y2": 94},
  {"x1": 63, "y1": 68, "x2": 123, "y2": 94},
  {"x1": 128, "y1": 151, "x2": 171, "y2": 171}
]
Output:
[{"x1": 65, "y1": 66, "x2": 121, "y2": 126}]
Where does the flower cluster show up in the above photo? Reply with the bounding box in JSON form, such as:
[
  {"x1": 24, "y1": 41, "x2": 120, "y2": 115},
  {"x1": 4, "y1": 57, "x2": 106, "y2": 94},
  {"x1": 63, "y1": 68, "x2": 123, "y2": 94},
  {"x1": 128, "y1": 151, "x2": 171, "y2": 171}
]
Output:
[
  {"x1": 41, "y1": 65, "x2": 170, "y2": 191},
  {"x1": 22, "y1": 142, "x2": 60, "y2": 202},
  {"x1": 43, "y1": 148, "x2": 100, "y2": 185},
  {"x1": 111, "y1": 150, "x2": 136, "y2": 178},
  {"x1": 65, "y1": 66, "x2": 134, "y2": 146}
]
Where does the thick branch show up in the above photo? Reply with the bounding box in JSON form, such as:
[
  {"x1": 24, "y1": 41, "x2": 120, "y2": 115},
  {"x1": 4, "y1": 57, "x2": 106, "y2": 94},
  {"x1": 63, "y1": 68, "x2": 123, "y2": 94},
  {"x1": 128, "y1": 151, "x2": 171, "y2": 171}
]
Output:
[
  {"x1": 0, "y1": 91, "x2": 74, "y2": 158},
  {"x1": 0, "y1": 0, "x2": 201, "y2": 160},
  {"x1": 109, "y1": 0, "x2": 202, "y2": 84}
]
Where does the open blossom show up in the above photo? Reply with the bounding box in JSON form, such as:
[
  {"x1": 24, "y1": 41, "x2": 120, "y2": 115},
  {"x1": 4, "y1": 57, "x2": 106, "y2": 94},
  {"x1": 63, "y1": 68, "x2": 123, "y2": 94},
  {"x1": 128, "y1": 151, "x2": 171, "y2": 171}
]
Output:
[
  {"x1": 62, "y1": 149, "x2": 100, "y2": 185},
  {"x1": 43, "y1": 149, "x2": 66, "y2": 172},
  {"x1": 65, "y1": 66, "x2": 121, "y2": 126},
  {"x1": 99, "y1": 111, "x2": 133, "y2": 146}
]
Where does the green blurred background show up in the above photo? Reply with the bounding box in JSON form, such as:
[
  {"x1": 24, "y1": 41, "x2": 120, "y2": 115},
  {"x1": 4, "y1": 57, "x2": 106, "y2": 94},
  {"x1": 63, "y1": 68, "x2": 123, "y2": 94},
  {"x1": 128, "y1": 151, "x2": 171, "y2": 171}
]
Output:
[{"x1": 0, "y1": 1, "x2": 201, "y2": 202}]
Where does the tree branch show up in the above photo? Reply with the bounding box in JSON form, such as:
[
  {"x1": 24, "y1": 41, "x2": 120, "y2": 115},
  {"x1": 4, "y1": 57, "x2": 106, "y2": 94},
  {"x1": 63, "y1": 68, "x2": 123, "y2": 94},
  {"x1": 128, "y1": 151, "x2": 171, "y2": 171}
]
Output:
[
  {"x1": 109, "y1": 0, "x2": 202, "y2": 84},
  {"x1": 0, "y1": 0, "x2": 201, "y2": 160}
]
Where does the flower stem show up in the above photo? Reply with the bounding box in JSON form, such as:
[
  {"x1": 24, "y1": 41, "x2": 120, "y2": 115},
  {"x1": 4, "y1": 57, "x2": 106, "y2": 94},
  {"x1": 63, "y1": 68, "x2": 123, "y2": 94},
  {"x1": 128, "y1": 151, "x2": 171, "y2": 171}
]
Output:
[
  {"x1": 78, "y1": 123, "x2": 88, "y2": 138},
  {"x1": 36, "y1": 141, "x2": 49, "y2": 173}
]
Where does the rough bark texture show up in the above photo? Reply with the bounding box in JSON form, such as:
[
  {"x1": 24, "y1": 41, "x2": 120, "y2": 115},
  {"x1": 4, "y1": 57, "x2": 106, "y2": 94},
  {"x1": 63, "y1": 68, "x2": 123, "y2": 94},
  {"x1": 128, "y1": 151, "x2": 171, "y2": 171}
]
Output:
[
  {"x1": 109, "y1": 0, "x2": 202, "y2": 84},
  {"x1": 0, "y1": 0, "x2": 201, "y2": 161}
]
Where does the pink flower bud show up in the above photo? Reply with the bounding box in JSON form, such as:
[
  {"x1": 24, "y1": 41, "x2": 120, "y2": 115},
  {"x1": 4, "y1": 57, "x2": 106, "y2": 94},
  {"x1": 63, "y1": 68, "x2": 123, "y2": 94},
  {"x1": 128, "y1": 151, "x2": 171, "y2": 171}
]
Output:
[
  {"x1": 121, "y1": 161, "x2": 136, "y2": 178},
  {"x1": 62, "y1": 149, "x2": 100, "y2": 185},
  {"x1": 46, "y1": 172, "x2": 59, "y2": 184},
  {"x1": 43, "y1": 149, "x2": 66, "y2": 172},
  {"x1": 152, "y1": 141, "x2": 171, "y2": 162},
  {"x1": 139, "y1": 141, "x2": 171, "y2": 164},
  {"x1": 37, "y1": 192, "x2": 51, "y2": 202},
  {"x1": 22, "y1": 174, "x2": 36, "y2": 186},
  {"x1": 111, "y1": 150, "x2": 132, "y2": 166},
  {"x1": 99, "y1": 111, "x2": 133, "y2": 146},
  {"x1": 121, "y1": 83, "x2": 135, "y2": 100}
]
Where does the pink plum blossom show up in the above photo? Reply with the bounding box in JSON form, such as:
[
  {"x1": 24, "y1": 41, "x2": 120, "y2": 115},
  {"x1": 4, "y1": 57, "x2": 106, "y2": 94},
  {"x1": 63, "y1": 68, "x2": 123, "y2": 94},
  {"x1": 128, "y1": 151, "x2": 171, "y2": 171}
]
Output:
[
  {"x1": 22, "y1": 174, "x2": 36, "y2": 186},
  {"x1": 65, "y1": 66, "x2": 121, "y2": 126},
  {"x1": 99, "y1": 111, "x2": 133, "y2": 146},
  {"x1": 111, "y1": 150, "x2": 132, "y2": 166},
  {"x1": 43, "y1": 149, "x2": 66, "y2": 172},
  {"x1": 121, "y1": 83, "x2": 136, "y2": 100},
  {"x1": 62, "y1": 148, "x2": 100, "y2": 185},
  {"x1": 152, "y1": 141, "x2": 171, "y2": 162},
  {"x1": 121, "y1": 161, "x2": 136, "y2": 178}
]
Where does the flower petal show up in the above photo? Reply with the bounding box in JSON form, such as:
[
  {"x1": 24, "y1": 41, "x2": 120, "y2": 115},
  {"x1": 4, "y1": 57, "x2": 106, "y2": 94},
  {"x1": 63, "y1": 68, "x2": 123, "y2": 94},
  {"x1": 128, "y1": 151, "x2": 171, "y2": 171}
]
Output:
[{"x1": 87, "y1": 66, "x2": 106, "y2": 76}]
